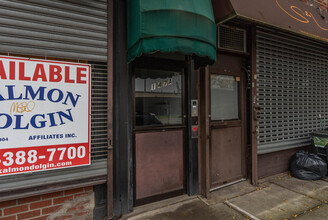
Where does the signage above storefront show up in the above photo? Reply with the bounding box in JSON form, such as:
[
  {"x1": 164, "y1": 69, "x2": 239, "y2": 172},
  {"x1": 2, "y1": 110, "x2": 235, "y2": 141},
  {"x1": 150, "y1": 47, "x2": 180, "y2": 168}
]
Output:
[
  {"x1": 212, "y1": 0, "x2": 328, "y2": 42},
  {"x1": 0, "y1": 56, "x2": 91, "y2": 176}
]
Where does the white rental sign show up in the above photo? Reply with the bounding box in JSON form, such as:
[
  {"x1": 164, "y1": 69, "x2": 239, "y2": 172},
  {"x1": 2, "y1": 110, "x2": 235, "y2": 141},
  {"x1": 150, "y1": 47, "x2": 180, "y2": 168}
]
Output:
[{"x1": 0, "y1": 56, "x2": 91, "y2": 176}]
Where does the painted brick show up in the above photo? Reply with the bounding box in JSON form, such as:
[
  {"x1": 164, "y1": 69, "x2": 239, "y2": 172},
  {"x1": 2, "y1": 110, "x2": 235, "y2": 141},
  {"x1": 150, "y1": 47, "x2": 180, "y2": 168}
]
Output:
[
  {"x1": 30, "y1": 200, "x2": 52, "y2": 210},
  {"x1": 76, "y1": 211, "x2": 88, "y2": 217},
  {"x1": 42, "y1": 205, "x2": 62, "y2": 215},
  {"x1": 0, "y1": 201, "x2": 16, "y2": 209},
  {"x1": 64, "y1": 188, "x2": 84, "y2": 195},
  {"x1": 29, "y1": 216, "x2": 50, "y2": 220},
  {"x1": 17, "y1": 210, "x2": 40, "y2": 220},
  {"x1": 0, "y1": 216, "x2": 16, "y2": 220},
  {"x1": 84, "y1": 186, "x2": 93, "y2": 192},
  {"x1": 74, "y1": 192, "x2": 89, "y2": 199},
  {"x1": 67, "y1": 205, "x2": 84, "y2": 213},
  {"x1": 0, "y1": 187, "x2": 94, "y2": 220},
  {"x1": 4, "y1": 204, "x2": 28, "y2": 216},
  {"x1": 42, "y1": 191, "x2": 63, "y2": 200},
  {"x1": 18, "y1": 196, "x2": 40, "y2": 204},
  {"x1": 54, "y1": 215, "x2": 73, "y2": 220},
  {"x1": 53, "y1": 196, "x2": 73, "y2": 205},
  {"x1": 75, "y1": 201, "x2": 88, "y2": 207}
]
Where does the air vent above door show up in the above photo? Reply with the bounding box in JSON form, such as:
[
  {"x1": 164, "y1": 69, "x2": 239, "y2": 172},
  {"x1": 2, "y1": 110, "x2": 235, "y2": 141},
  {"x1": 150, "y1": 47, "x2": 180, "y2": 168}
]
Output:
[{"x1": 218, "y1": 25, "x2": 246, "y2": 52}]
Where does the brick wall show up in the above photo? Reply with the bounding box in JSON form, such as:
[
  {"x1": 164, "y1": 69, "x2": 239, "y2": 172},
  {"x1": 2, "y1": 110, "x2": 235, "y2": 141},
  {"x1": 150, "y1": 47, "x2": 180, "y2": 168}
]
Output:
[
  {"x1": 318, "y1": 0, "x2": 328, "y2": 10},
  {"x1": 0, "y1": 186, "x2": 94, "y2": 220},
  {"x1": 303, "y1": 0, "x2": 328, "y2": 10}
]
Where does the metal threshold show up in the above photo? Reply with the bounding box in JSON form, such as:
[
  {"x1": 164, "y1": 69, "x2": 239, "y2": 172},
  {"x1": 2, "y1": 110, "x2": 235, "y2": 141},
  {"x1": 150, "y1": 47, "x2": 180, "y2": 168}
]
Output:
[{"x1": 210, "y1": 178, "x2": 247, "y2": 192}]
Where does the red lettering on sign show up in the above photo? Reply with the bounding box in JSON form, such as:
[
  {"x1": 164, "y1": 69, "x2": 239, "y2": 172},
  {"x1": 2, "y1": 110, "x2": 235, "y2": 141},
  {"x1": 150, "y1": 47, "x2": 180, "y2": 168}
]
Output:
[
  {"x1": 0, "y1": 60, "x2": 7, "y2": 80},
  {"x1": 76, "y1": 67, "x2": 87, "y2": 84},
  {"x1": 49, "y1": 65, "x2": 63, "y2": 82},
  {"x1": 0, "y1": 144, "x2": 90, "y2": 176},
  {"x1": 19, "y1": 62, "x2": 30, "y2": 81},
  {"x1": 9, "y1": 61, "x2": 15, "y2": 80},
  {"x1": 65, "y1": 66, "x2": 74, "y2": 83},
  {"x1": 0, "y1": 58, "x2": 90, "y2": 84},
  {"x1": 32, "y1": 64, "x2": 47, "y2": 82}
]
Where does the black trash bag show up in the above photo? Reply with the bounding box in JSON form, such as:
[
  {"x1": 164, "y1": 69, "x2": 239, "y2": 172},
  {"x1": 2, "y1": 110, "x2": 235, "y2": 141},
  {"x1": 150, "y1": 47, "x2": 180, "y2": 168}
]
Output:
[{"x1": 290, "y1": 150, "x2": 327, "y2": 180}]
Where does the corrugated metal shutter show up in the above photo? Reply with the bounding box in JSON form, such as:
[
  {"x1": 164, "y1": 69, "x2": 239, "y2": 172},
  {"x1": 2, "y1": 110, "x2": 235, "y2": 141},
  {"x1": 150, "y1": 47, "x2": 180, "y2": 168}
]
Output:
[
  {"x1": 256, "y1": 27, "x2": 328, "y2": 154},
  {"x1": 0, "y1": 0, "x2": 107, "y2": 62},
  {"x1": 0, "y1": 0, "x2": 108, "y2": 161},
  {"x1": 91, "y1": 61, "x2": 108, "y2": 161},
  {"x1": 0, "y1": 0, "x2": 108, "y2": 199}
]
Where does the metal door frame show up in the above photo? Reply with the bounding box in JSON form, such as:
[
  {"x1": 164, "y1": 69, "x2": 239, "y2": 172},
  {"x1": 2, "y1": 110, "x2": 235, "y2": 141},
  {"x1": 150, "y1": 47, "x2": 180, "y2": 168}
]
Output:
[
  {"x1": 132, "y1": 57, "x2": 188, "y2": 206},
  {"x1": 208, "y1": 67, "x2": 247, "y2": 189},
  {"x1": 198, "y1": 52, "x2": 249, "y2": 197}
]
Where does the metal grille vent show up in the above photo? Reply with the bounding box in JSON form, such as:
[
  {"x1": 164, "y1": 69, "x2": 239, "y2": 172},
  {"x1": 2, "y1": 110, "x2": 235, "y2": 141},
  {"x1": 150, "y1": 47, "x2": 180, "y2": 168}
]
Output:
[
  {"x1": 256, "y1": 27, "x2": 328, "y2": 154},
  {"x1": 90, "y1": 62, "x2": 108, "y2": 161},
  {"x1": 218, "y1": 25, "x2": 246, "y2": 52}
]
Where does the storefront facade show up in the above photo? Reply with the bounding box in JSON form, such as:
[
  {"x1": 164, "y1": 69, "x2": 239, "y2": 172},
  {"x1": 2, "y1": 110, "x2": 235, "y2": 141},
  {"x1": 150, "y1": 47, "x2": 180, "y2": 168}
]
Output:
[
  {"x1": 114, "y1": 0, "x2": 328, "y2": 217},
  {"x1": 0, "y1": 0, "x2": 327, "y2": 219},
  {"x1": 0, "y1": 0, "x2": 112, "y2": 219},
  {"x1": 113, "y1": 0, "x2": 217, "y2": 215},
  {"x1": 210, "y1": 0, "x2": 328, "y2": 183}
]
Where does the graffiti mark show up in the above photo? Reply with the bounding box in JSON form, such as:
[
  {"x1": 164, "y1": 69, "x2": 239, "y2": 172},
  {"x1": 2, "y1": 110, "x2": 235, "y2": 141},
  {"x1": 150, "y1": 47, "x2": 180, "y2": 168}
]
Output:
[
  {"x1": 10, "y1": 101, "x2": 36, "y2": 114},
  {"x1": 276, "y1": 0, "x2": 328, "y2": 31}
]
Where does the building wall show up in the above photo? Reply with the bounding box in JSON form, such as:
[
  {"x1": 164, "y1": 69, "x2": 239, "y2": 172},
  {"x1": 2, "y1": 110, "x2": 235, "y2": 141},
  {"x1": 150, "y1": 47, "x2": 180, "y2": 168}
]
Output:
[
  {"x1": 303, "y1": 0, "x2": 328, "y2": 10},
  {"x1": 0, "y1": 187, "x2": 94, "y2": 220},
  {"x1": 0, "y1": 0, "x2": 112, "y2": 219},
  {"x1": 315, "y1": 0, "x2": 327, "y2": 10},
  {"x1": 258, "y1": 147, "x2": 310, "y2": 179}
]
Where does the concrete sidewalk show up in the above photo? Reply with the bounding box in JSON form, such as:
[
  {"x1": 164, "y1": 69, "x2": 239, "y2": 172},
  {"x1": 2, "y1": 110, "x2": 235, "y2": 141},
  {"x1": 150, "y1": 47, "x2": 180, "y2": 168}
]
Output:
[{"x1": 122, "y1": 173, "x2": 328, "y2": 220}]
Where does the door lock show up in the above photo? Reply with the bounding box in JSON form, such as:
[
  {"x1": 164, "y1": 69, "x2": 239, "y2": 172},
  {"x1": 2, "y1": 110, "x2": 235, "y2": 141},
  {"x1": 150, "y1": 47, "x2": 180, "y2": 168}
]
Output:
[{"x1": 253, "y1": 106, "x2": 261, "y2": 120}]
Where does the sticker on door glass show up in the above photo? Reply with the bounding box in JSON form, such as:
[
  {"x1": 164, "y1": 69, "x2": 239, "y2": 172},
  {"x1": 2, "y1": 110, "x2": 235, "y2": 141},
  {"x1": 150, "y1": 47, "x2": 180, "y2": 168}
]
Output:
[{"x1": 211, "y1": 75, "x2": 236, "y2": 91}]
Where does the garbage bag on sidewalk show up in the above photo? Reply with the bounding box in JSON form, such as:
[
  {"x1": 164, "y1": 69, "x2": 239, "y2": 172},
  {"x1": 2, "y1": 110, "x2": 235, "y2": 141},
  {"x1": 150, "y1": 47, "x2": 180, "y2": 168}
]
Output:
[{"x1": 290, "y1": 150, "x2": 327, "y2": 180}]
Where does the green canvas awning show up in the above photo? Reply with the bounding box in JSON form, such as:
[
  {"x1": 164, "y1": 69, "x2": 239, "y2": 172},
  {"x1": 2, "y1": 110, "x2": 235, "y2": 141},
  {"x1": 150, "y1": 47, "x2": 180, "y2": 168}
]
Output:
[{"x1": 127, "y1": 0, "x2": 217, "y2": 63}]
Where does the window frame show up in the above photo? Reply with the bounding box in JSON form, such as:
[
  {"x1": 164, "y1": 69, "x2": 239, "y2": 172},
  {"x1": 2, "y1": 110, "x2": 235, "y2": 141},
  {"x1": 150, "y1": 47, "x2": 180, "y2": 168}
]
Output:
[
  {"x1": 210, "y1": 71, "x2": 242, "y2": 127},
  {"x1": 132, "y1": 57, "x2": 187, "y2": 131}
]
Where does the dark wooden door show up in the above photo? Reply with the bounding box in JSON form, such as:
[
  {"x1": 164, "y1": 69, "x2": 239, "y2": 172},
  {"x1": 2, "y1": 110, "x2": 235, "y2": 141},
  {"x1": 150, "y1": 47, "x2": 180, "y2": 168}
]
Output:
[
  {"x1": 133, "y1": 59, "x2": 186, "y2": 205},
  {"x1": 209, "y1": 70, "x2": 246, "y2": 189}
]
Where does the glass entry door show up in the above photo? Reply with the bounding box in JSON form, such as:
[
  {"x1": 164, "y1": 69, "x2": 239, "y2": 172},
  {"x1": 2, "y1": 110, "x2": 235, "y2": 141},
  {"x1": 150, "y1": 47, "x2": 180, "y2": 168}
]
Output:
[
  {"x1": 211, "y1": 75, "x2": 240, "y2": 121},
  {"x1": 209, "y1": 72, "x2": 246, "y2": 189},
  {"x1": 135, "y1": 69, "x2": 183, "y2": 127},
  {"x1": 133, "y1": 61, "x2": 186, "y2": 205}
]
